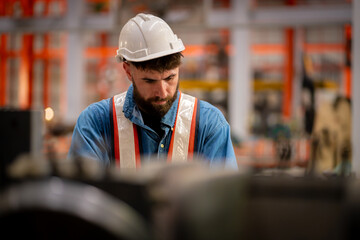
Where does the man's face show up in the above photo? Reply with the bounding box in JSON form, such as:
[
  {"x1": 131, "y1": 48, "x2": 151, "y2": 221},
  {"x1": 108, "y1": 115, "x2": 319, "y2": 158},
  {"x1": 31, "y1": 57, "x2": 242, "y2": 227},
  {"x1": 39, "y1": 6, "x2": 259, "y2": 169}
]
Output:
[{"x1": 123, "y1": 62, "x2": 179, "y2": 118}]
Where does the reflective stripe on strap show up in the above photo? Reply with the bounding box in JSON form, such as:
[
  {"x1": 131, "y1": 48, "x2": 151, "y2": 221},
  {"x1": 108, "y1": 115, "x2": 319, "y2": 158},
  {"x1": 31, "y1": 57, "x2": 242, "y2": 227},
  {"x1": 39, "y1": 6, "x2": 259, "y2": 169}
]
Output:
[
  {"x1": 168, "y1": 92, "x2": 197, "y2": 162},
  {"x1": 113, "y1": 92, "x2": 140, "y2": 169}
]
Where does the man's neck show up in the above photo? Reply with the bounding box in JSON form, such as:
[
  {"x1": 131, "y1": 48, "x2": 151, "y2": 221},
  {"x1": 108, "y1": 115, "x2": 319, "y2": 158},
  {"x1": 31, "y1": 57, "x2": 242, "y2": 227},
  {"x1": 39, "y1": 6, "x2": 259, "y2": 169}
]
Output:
[{"x1": 140, "y1": 110, "x2": 164, "y2": 138}]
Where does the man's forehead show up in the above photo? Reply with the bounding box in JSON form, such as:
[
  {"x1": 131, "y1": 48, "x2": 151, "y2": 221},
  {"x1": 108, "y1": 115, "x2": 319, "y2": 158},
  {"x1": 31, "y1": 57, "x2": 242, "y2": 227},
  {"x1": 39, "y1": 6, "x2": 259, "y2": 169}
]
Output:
[{"x1": 135, "y1": 67, "x2": 178, "y2": 79}]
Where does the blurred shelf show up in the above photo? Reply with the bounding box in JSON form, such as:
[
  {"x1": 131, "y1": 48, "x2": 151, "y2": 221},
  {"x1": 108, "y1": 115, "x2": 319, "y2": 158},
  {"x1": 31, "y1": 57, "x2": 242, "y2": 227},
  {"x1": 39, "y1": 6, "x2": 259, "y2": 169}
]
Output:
[
  {"x1": 254, "y1": 80, "x2": 283, "y2": 91},
  {"x1": 180, "y1": 79, "x2": 339, "y2": 91},
  {"x1": 180, "y1": 80, "x2": 228, "y2": 91},
  {"x1": 313, "y1": 80, "x2": 338, "y2": 89}
]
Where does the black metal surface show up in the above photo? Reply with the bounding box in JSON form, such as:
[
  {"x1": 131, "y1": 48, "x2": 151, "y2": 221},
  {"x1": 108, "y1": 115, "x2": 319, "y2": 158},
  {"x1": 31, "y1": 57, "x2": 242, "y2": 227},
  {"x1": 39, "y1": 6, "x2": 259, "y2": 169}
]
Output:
[
  {"x1": 0, "y1": 109, "x2": 32, "y2": 186},
  {"x1": 2, "y1": 159, "x2": 360, "y2": 240}
]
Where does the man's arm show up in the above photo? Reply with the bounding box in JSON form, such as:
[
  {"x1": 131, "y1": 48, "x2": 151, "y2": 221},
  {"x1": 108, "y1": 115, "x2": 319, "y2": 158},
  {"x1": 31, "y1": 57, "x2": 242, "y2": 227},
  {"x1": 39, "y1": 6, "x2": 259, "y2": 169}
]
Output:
[
  {"x1": 197, "y1": 101, "x2": 238, "y2": 169},
  {"x1": 68, "y1": 100, "x2": 112, "y2": 166}
]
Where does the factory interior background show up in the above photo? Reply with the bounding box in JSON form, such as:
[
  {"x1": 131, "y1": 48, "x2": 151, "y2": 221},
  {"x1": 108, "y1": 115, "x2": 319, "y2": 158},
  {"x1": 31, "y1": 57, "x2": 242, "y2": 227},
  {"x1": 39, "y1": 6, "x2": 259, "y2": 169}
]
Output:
[
  {"x1": 3, "y1": 1, "x2": 360, "y2": 239},
  {"x1": 0, "y1": 0, "x2": 359, "y2": 175}
]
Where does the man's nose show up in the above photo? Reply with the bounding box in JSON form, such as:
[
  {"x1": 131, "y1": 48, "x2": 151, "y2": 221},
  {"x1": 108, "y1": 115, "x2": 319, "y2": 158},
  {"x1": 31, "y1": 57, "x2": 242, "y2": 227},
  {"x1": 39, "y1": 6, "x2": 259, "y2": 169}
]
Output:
[{"x1": 154, "y1": 81, "x2": 167, "y2": 98}]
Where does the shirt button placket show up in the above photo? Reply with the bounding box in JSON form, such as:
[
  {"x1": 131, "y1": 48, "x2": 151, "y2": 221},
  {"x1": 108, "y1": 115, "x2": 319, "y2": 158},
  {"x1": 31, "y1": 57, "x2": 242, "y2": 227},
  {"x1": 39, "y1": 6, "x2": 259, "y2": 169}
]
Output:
[{"x1": 159, "y1": 143, "x2": 165, "y2": 153}]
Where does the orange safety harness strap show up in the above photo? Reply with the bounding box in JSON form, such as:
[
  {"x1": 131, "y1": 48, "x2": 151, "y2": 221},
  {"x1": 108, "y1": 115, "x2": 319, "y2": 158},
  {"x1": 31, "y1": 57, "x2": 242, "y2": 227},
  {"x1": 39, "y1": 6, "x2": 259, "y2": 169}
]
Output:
[
  {"x1": 112, "y1": 92, "x2": 140, "y2": 169},
  {"x1": 167, "y1": 92, "x2": 182, "y2": 161},
  {"x1": 187, "y1": 97, "x2": 198, "y2": 160},
  {"x1": 167, "y1": 91, "x2": 198, "y2": 162},
  {"x1": 133, "y1": 124, "x2": 141, "y2": 168},
  {"x1": 112, "y1": 97, "x2": 120, "y2": 167}
]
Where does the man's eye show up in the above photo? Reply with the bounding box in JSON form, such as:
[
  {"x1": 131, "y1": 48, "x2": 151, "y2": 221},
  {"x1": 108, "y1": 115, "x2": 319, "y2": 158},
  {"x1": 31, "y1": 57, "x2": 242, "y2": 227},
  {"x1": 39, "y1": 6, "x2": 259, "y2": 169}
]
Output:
[{"x1": 145, "y1": 80, "x2": 156, "y2": 84}]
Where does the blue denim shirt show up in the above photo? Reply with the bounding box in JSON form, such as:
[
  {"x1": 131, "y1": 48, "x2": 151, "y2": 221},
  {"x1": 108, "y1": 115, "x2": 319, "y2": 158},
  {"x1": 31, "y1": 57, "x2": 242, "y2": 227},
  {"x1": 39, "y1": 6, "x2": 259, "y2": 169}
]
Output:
[{"x1": 68, "y1": 85, "x2": 238, "y2": 169}]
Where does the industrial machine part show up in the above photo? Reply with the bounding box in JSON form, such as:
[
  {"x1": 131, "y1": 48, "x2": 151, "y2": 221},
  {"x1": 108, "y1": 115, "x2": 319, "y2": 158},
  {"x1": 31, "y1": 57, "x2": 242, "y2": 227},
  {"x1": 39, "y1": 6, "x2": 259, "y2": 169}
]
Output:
[
  {"x1": 0, "y1": 177, "x2": 151, "y2": 240},
  {"x1": 2, "y1": 156, "x2": 360, "y2": 240}
]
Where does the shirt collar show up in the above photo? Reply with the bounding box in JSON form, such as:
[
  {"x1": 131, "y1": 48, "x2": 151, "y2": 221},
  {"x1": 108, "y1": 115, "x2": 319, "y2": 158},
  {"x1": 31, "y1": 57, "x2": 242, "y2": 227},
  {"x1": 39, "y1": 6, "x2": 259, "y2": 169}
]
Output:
[{"x1": 123, "y1": 84, "x2": 179, "y2": 128}]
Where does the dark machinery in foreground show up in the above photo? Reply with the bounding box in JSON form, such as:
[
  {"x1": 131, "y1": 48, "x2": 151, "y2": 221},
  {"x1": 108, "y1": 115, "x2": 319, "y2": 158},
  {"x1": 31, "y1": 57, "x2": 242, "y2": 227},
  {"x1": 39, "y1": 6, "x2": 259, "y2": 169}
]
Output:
[{"x1": 0, "y1": 156, "x2": 360, "y2": 240}]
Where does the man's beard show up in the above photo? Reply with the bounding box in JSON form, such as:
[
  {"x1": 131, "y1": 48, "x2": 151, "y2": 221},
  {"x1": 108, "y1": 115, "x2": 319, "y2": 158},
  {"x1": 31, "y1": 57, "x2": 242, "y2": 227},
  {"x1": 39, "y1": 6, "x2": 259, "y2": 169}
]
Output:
[{"x1": 133, "y1": 81, "x2": 179, "y2": 119}]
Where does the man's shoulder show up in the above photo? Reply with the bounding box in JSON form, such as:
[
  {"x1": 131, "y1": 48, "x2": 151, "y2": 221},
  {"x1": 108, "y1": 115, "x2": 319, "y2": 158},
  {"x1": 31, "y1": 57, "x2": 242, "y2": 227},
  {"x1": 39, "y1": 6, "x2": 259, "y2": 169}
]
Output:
[
  {"x1": 86, "y1": 98, "x2": 111, "y2": 112},
  {"x1": 198, "y1": 100, "x2": 225, "y2": 117},
  {"x1": 195, "y1": 99, "x2": 229, "y2": 129},
  {"x1": 80, "y1": 98, "x2": 112, "y2": 121},
  {"x1": 179, "y1": 94, "x2": 225, "y2": 121},
  {"x1": 198, "y1": 99, "x2": 217, "y2": 110}
]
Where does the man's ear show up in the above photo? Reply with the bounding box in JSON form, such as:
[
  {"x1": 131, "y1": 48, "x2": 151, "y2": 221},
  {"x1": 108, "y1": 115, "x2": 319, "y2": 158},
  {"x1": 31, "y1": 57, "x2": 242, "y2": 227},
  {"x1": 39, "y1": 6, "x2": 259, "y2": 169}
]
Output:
[{"x1": 122, "y1": 62, "x2": 132, "y2": 81}]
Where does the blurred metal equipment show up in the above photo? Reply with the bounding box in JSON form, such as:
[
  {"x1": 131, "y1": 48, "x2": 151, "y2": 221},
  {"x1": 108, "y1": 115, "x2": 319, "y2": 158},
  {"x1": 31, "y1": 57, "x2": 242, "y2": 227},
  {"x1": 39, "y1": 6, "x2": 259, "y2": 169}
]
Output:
[
  {"x1": 2, "y1": 157, "x2": 360, "y2": 240},
  {"x1": 147, "y1": 165, "x2": 247, "y2": 240},
  {"x1": 4, "y1": 154, "x2": 154, "y2": 223},
  {"x1": 147, "y1": 165, "x2": 351, "y2": 240},
  {"x1": 0, "y1": 109, "x2": 43, "y2": 186},
  {"x1": 0, "y1": 178, "x2": 151, "y2": 240},
  {"x1": 242, "y1": 176, "x2": 346, "y2": 240}
]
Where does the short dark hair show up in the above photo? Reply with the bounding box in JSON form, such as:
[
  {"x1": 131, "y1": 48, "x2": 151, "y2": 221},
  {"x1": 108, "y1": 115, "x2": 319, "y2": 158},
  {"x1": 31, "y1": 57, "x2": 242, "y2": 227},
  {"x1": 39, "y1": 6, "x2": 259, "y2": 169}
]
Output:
[{"x1": 127, "y1": 52, "x2": 183, "y2": 72}]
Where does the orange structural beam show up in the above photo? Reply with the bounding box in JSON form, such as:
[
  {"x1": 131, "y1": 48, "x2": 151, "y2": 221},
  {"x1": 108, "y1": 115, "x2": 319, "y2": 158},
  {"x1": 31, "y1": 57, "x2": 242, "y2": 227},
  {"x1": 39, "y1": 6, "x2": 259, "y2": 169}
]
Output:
[
  {"x1": 3, "y1": 0, "x2": 17, "y2": 16},
  {"x1": 43, "y1": 0, "x2": 50, "y2": 108},
  {"x1": 4, "y1": 50, "x2": 19, "y2": 58},
  {"x1": 344, "y1": 67, "x2": 351, "y2": 98},
  {"x1": 34, "y1": 49, "x2": 64, "y2": 59},
  {"x1": 183, "y1": 45, "x2": 206, "y2": 57},
  {"x1": 184, "y1": 44, "x2": 286, "y2": 57},
  {"x1": 85, "y1": 47, "x2": 117, "y2": 58},
  {"x1": 21, "y1": 0, "x2": 35, "y2": 16},
  {"x1": 283, "y1": 28, "x2": 294, "y2": 119},
  {"x1": 20, "y1": 0, "x2": 34, "y2": 109},
  {"x1": 251, "y1": 44, "x2": 285, "y2": 54},
  {"x1": 303, "y1": 43, "x2": 345, "y2": 53},
  {"x1": 43, "y1": 34, "x2": 50, "y2": 108},
  {"x1": 0, "y1": 35, "x2": 7, "y2": 106},
  {"x1": 344, "y1": 24, "x2": 352, "y2": 98},
  {"x1": 19, "y1": 34, "x2": 34, "y2": 109},
  {"x1": 0, "y1": 0, "x2": 5, "y2": 15},
  {"x1": 183, "y1": 44, "x2": 232, "y2": 57},
  {"x1": 43, "y1": 0, "x2": 50, "y2": 15}
]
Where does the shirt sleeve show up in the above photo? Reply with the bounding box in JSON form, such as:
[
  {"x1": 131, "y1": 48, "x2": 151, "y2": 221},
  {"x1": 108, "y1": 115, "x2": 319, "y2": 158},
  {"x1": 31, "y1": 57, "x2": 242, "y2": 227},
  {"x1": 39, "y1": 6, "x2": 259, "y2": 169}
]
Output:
[
  {"x1": 205, "y1": 123, "x2": 238, "y2": 169},
  {"x1": 197, "y1": 102, "x2": 238, "y2": 169},
  {"x1": 67, "y1": 100, "x2": 112, "y2": 166}
]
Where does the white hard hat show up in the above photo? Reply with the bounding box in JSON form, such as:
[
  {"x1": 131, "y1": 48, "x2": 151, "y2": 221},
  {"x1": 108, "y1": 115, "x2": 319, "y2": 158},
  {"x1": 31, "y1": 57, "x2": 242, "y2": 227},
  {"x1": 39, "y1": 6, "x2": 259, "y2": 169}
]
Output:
[{"x1": 115, "y1": 13, "x2": 185, "y2": 62}]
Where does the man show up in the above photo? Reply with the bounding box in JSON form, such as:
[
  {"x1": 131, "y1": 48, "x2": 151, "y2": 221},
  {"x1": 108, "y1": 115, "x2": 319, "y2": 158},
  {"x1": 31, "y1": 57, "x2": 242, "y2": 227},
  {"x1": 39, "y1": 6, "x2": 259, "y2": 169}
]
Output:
[{"x1": 68, "y1": 13, "x2": 237, "y2": 169}]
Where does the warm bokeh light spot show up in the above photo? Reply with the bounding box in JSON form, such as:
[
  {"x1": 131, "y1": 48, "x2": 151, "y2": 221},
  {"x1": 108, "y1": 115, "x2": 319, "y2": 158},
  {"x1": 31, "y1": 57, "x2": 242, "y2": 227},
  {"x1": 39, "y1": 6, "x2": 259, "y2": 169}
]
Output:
[{"x1": 45, "y1": 107, "x2": 54, "y2": 121}]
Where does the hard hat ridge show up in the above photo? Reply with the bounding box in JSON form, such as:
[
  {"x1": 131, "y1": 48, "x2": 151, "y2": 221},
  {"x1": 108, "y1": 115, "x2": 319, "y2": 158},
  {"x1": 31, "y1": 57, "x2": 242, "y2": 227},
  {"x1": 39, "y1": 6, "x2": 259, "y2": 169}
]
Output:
[{"x1": 116, "y1": 13, "x2": 185, "y2": 63}]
